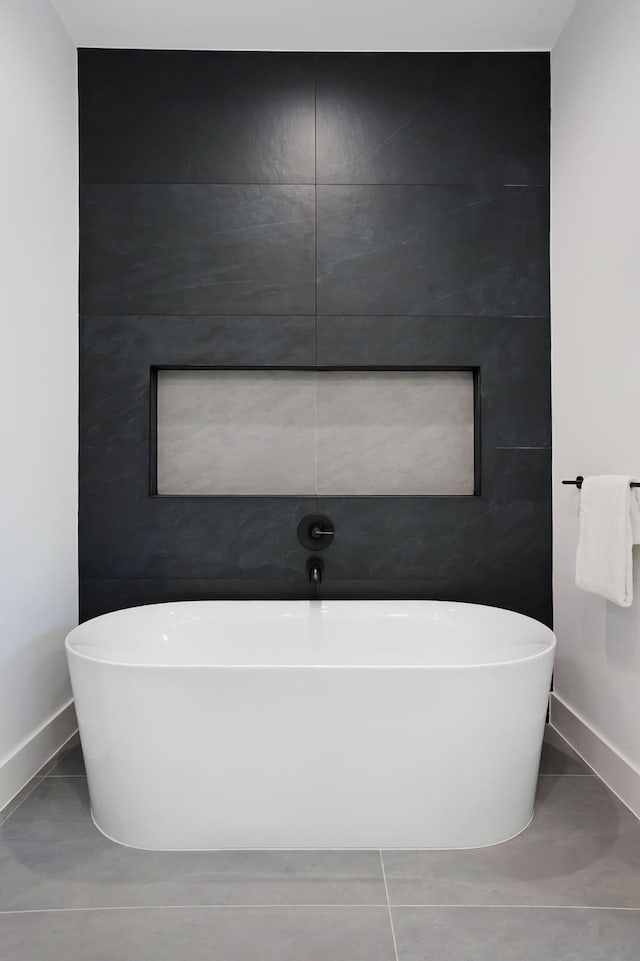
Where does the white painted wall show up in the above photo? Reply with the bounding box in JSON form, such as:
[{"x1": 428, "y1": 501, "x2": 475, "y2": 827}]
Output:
[
  {"x1": 0, "y1": 0, "x2": 78, "y2": 807},
  {"x1": 51, "y1": 0, "x2": 578, "y2": 52},
  {"x1": 552, "y1": 0, "x2": 640, "y2": 808}
]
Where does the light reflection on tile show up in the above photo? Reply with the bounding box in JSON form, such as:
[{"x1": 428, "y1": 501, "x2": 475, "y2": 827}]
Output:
[
  {"x1": 316, "y1": 371, "x2": 474, "y2": 495},
  {"x1": 157, "y1": 370, "x2": 316, "y2": 495}
]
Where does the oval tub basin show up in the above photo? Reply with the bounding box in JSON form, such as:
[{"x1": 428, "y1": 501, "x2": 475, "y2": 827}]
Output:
[{"x1": 66, "y1": 600, "x2": 556, "y2": 850}]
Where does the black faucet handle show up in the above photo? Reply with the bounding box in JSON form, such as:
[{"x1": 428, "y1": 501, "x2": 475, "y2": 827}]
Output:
[
  {"x1": 310, "y1": 524, "x2": 334, "y2": 539},
  {"x1": 297, "y1": 515, "x2": 335, "y2": 551}
]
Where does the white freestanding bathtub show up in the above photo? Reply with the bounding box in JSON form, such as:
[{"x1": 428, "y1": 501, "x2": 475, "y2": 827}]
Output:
[{"x1": 66, "y1": 600, "x2": 555, "y2": 851}]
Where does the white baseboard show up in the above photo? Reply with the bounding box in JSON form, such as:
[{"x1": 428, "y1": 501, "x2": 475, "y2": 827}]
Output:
[
  {"x1": 550, "y1": 693, "x2": 640, "y2": 820},
  {"x1": 0, "y1": 700, "x2": 78, "y2": 812}
]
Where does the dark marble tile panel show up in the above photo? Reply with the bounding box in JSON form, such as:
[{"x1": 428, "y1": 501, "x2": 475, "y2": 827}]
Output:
[
  {"x1": 79, "y1": 50, "x2": 315, "y2": 184},
  {"x1": 80, "y1": 184, "x2": 316, "y2": 315},
  {"x1": 316, "y1": 314, "x2": 549, "y2": 367},
  {"x1": 315, "y1": 580, "x2": 551, "y2": 625},
  {"x1": 80, "y1": 572, "x2": 551, "y2": 626},
  {"x1": 480, "y1": 446, "x2": 551, "y2": 506},
  {"x1": 346, "y1": 454, "x2": 546, "y2": 608},
  {"x1": 316, "y1": 185, "x2": 549, "y2": 317},
  {"x1": 79, "y1": 492, "x2": 319, "y2": 581},
  {"x1": 316, "y1": 52, "x2": 549, "y2": 185},
  {"x1": 79, "y1": 578, "x2": 315, "y2": 621}
]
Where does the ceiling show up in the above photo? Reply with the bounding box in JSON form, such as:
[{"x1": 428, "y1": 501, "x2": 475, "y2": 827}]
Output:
[{"x1": 51, "y1": 0, "x2": 578, "y2": 51}]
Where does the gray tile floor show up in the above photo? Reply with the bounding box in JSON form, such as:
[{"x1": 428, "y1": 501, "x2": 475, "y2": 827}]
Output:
[{"x1": 0, "y1": 727, "x2": 638, "y2": 959}]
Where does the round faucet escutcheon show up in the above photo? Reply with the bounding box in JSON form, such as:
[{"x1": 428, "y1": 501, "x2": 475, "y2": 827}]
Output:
[{"x1": 297, "y1": 514, "x2": 335, "y2": 551}]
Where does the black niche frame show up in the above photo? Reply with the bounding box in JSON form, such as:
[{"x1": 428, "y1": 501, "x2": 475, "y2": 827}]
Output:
[
  {"x1": 79, "y1": 314, "x2": 551, "y2": 624},
  {"x1": 148, "y1": 365, "x2": 482, "y2": 499}
]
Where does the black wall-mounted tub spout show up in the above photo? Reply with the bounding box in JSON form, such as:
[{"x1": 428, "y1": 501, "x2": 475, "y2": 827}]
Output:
[{"x1": 308, "y1": 558, "x2": 323, "y2": 586}]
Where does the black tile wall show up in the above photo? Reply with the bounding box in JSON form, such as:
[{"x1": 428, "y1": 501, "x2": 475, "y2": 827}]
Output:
[
  {"x1": 78, "y1": 50, "x2": 551, "y2": 625},
  {"x1": 316, "y1": 185, "x2": 549, "y2": 316},
  {"x1": 80, "y1": 185, "x2": 316, "y2": 315},
  {"x1": 79, "y1": 51, "x2": 315, "y2": 184},
  {"x1": 315, "y1": 53, "x2": 550, "y2": 185}
]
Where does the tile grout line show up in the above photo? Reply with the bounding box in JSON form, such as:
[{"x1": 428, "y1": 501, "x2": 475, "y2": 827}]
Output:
[
  {"x1": 80, "y1": 312, "x2": 548, "y2": 319},
  {"x1": 0, "y1": 739, "x2": 82, "y2": 823},
  {"x1": 538, "y1": 773, "x2": 595, "y2": 777},
  {"x1": 81, "y1": 182, "x2": 548, "y2": 189},
  {"x1": 0, "y1": 905, "x2": 391, "y2": 916},
  {"x1": 380, "y1": 850, "x2": 400, "y2": 961},
  {"x1": 386, "y1": 904, "x2": 640, "y2": 911},
  {"x1": 313, "y1": 72, "x2": 319, "y2": 496},
  {"x1": 314, "y1": 375, "x2": 318, "y2": 496},
  {"x1": 43, "y1": 770, "x2": 86, "y2": 778},
  {"x1": 1, "y1": 903, "x2": 639, "y2": 917},
  {"x1": 0, "y1": 777, "x2": 47, "y2": 827},
  {"x1": 313, "y1": 73, "x2": 318, "y2": 358}
]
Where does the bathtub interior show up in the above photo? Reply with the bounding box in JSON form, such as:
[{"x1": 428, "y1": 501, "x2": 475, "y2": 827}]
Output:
[{"x1": 66, "y1": 600, "x2": 555, "y2": 669}]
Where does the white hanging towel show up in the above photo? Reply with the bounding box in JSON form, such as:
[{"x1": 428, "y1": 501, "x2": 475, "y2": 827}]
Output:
[{"x1": 576, "y1": 475, "x2": 640, "y2": 607}]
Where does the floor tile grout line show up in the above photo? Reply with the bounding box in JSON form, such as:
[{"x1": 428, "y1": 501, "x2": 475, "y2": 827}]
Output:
[
  {"x1": 0, "y1": 730, "x2": 81, "y2": 812},
  {"x1": 387, "y1": 904, "x2": 640, "y2": 911},
  {"x1": 538, "y1": 773, "x2": 595, "y2": 777},
  {"x1": 43, "y1": 774, "x2": 86, "y2": 779},
  {"x1": 0, "y1": 742, "x2": 83, "y2": 822},
  {"x1": 380, "y1": 850, "x2": 400, "y2": 961},
  {"x1": 0, "y1": 777, "x2": 48, "y2": 827},
  {"x1": 0, "y1": 905, "x2": 391, "y2": 915},
  {"x1": 1, "y1": 904, "x2": 640, "y2": 917}
]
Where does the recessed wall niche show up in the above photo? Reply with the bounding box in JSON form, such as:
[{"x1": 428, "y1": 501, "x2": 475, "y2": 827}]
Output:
[{"x1": 155, "y1": 369, "x2": 476, "y2": 496}]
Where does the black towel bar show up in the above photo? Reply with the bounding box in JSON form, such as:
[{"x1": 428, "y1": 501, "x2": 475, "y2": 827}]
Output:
[{"x1": 562, "y1": 475, "x2": 640, "y2": 490}]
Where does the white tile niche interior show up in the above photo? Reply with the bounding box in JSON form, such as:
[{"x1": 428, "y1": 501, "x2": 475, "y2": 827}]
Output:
[{"x1": 156, "y1": 369, "x2": 475, "y2": 496}]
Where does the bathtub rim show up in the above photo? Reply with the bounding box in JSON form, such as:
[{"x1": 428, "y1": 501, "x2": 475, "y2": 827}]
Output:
[{"x1": 65, "y1": 599, "x2": 556, "y2": 671}]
